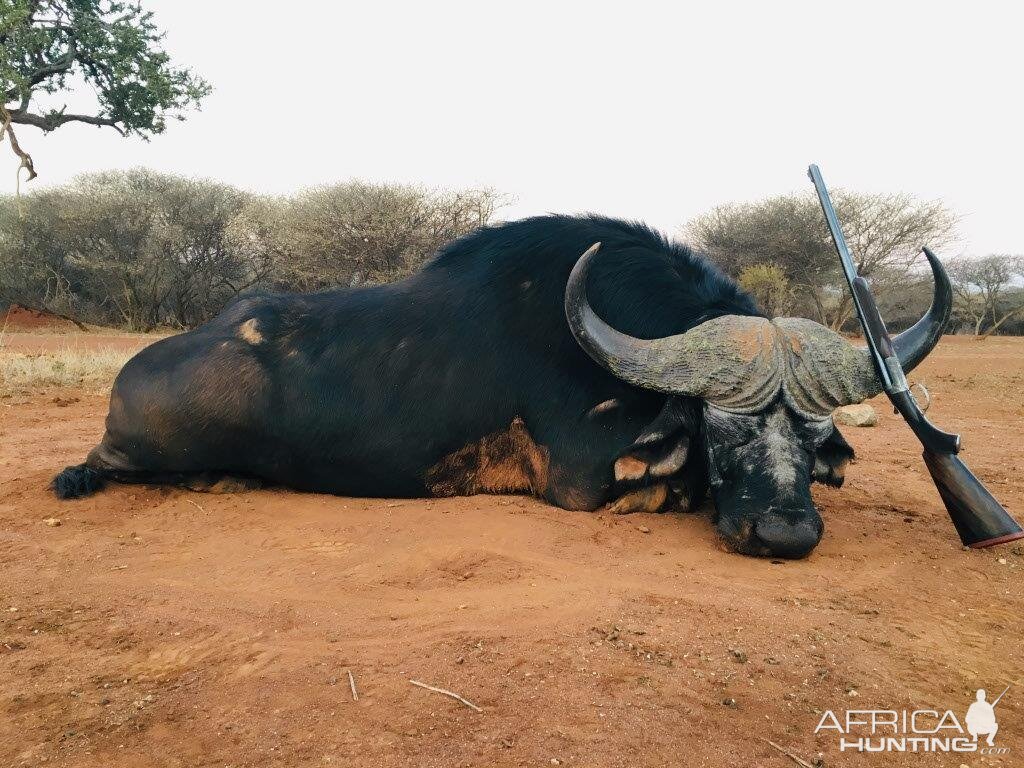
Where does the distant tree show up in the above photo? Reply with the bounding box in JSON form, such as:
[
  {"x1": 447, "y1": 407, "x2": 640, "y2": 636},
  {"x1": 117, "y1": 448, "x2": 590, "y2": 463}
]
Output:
[
  {"x1": 947, "y1": 254, "x2": 1024, "y2": 338},
  {"x1": 0, "y1": 169, "x2": 255, "y2": 330},
  {"x1": 0, "y1": 1, "x2": 210, "y2": 180},
  {"x1": 736, "y1": 263, "x2": 791, "y2": 317},
  {"x1": 687, "y1": 192, "x2": 957, "y2": 330},
  {"x1": 231, "y1": 182, "x2": 504, "y2": 291},
  {"x1": 0, "y1": 184, "x2": 88, "y2": 326},
  {"x1": 870, "y1": 263, "x2": 936, "y2": 333},
  {"x1": 0, "y1": 171, "x2": 505, "y2": 330}
]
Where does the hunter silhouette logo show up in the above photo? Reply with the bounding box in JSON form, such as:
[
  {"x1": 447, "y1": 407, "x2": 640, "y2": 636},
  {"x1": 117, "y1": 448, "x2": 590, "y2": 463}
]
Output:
[
  {"x1": 814, "y1": 685, "x2": 1011, "y2": 754},
  {"x1": 965, "y1": 686, "x2": 1008, "y2": 746}
]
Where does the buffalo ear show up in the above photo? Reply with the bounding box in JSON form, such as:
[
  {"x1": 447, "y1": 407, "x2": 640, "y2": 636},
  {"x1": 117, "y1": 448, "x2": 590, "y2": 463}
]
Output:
[
  {"x1": 614, "y1": 434, "x2": 690, "y2": 483},
  {"x1": 812, "y1": 426, "x2": 854, "y2": 488},
  {"x1": 613, "y1": 397, "x2": 702, "y2": 485}
]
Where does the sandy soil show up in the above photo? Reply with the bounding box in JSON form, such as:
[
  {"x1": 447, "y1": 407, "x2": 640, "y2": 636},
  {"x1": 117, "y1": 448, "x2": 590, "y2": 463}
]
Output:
[{"x1": 1, "y1": 333, "x2": 1022, "y2": 767}]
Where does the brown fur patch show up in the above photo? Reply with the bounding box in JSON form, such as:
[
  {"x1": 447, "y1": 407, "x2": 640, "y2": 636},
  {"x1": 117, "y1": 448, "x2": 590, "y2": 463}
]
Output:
[
  {"x1": 238, "y1": 318, "x2": 263, "y2": 345},
  {"x1": 606, "y1": 483, "x2": 669, "y2": 515},
  {"x1": 426, "y1": 417, "x2": 550, "y2": 498},
  {"x1": 614, "y1": 455, "x2": 648, "y2": 482}
]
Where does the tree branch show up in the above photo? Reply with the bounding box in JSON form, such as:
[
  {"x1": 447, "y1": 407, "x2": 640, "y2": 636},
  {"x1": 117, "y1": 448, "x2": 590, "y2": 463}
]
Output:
[
  {"x1": 28, "y1": 42, "x2": 78, "y2": 87},
  {"x1": 7, "y1": 108, "x2": 125, "y2": 135},
  {"x1": 0, "y1": 105, "x2": 38, "y2": 182}
]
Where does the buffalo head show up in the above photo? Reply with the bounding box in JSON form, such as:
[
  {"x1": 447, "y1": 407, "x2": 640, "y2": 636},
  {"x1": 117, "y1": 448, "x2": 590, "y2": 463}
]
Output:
[{"x1": 565, "y1": 243, "x2": 951, "y2": 558}]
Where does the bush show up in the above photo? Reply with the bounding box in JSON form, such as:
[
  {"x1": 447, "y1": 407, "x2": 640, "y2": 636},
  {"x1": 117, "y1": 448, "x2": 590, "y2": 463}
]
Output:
[
  {"x1": 687, "y1": 191, "x2": 957, "y2": 330},
  {"x1": 229, "y1": 182, "x2": 502, "y2": 291},
  {"x1": 0, "y1": 169, "x2": 255, "y2": 330},
  {"x1": 737, "y1": 263, "x2": 791, "y2": 317},
  {"x1": 0, "y1": 170, "x2": 504, "y2": 330}
]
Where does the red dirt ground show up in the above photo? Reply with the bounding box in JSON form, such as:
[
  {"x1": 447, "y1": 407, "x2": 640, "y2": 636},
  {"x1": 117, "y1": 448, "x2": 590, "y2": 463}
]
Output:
[
  {"x1": 1, "y1": 306, "x2": 81, "y2": 333},
  {"x1": 1, "y1": 333, "x2": 1022, "y2": 767}
]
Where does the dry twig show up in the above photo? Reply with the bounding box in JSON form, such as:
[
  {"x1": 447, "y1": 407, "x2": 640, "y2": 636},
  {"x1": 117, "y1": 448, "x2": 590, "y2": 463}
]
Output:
[
  {"x1": 185, "y1": 498, "x2": 207, "y2": 513},
  {"x1": 409, "y1": 679, "x2": 482, "y2": 713},
  {"x1": 347, "y1": 669, "x2": 358, "y2": 701},
  {"x1": 764, "y1": 739, "x2": 814, "y2": 768}
]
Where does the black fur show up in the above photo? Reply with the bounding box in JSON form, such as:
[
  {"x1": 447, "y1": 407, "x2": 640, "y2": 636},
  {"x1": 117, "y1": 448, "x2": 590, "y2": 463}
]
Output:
[{"x1": 51, "y1": 464, "x2": 107, "y2": 499}]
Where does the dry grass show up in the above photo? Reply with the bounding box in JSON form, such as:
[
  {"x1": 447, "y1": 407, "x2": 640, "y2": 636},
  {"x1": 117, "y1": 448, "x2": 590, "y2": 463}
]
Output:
[
  {"x1": 0, "y1": 347, "x2": 133, "y2": 396},
  {"x1": 1, "y1": 327, "x2": 165, "y2": 339}
]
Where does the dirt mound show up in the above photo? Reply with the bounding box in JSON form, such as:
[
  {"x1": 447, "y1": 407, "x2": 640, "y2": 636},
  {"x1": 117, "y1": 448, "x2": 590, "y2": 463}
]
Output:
[
  {"x1": 1, "y1": 334, "x2": 1022, "y2": 767},
  {"x1": 1, "y1": 304, "x2": 80, "y2": 332}
]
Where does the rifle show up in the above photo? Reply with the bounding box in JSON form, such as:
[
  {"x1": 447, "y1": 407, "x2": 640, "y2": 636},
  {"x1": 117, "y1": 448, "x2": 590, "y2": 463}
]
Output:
[
  {"x1": 992, "y1": 685, "x2": 1011, "y2": 708},
  {"x1": 807, "y1": 164, "x2": 1024, "y2": 548}
]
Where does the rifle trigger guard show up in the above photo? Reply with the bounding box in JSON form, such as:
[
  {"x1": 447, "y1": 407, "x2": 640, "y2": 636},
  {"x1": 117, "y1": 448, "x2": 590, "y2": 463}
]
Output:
[{"x1": 910, "y1": 381, "x2": 931, "y2": 413}]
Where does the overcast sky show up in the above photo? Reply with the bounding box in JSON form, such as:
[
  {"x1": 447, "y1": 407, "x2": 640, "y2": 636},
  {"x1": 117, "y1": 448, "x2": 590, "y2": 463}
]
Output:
[{"x1": 7, "y1": 1, "x2": 1022, "y2": 255}]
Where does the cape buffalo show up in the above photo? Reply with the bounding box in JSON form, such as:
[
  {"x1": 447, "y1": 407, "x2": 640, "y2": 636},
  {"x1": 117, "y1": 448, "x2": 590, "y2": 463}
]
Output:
[{"x1": 52, "y1": 215, "x2": 950, "y2": 557}]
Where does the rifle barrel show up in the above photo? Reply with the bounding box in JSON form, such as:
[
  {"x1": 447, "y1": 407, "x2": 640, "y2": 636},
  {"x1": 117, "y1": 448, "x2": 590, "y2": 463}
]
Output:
[
  {"x1": 807, "y1": 165, "x2": 859, "y2": 287},
  {"x1": 807, "y1": 164, "x2": 893, "y2": 391}
]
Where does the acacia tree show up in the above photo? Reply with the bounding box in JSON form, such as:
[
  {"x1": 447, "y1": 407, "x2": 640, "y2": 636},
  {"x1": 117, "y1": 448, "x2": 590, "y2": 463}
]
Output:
[
  {"x1": 0, "y1": 182, "x2": 90, "y2": 326},
  {"x1": 229, "y1": 183, "x2": 504, "y2": 291},
  {"x1": 0, "y1": 172, "x2": 504, "y2": 329},
  {"x1": 947, "y1": 254, "x2": 1024, "y2": 338},
  {"x1": 0, "y1": 170, "x2": 258, "y2": 330},
  {"x1": 687, "y1": 192, "x2": 957, "y2": 330},
  {"x1": 0, "y1": 0, "x2": 209, "y2": 180}
]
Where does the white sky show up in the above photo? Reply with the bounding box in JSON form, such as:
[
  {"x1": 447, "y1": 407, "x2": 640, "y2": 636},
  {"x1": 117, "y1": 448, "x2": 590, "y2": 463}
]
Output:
[{"x1": 7, "y1": 0, "x2": 1023, "y2": 255}]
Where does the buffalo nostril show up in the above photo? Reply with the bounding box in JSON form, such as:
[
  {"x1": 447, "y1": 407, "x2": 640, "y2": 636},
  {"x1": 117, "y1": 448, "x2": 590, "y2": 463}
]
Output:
[{"x1": 753, "y1": 517, "x2": 822, "y2": 559}]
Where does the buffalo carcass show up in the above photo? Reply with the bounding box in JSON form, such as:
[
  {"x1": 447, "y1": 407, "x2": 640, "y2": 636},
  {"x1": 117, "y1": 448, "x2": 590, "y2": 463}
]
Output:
[{"x1": 53, "y1": 215, "x2": 950, "y2": 557}]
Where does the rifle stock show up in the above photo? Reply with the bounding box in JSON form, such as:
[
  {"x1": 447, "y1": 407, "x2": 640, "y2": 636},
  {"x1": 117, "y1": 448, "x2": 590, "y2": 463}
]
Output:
[{"x1": 923, "y1": 451, "x2": 1024, "y2": 548}]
